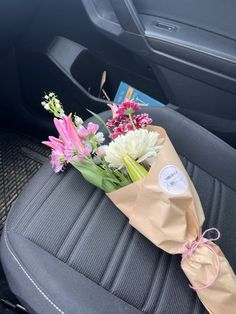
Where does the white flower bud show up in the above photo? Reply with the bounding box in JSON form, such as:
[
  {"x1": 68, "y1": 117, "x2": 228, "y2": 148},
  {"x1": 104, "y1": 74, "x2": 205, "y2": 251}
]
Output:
[
  {"x1": 44, "y1": 103, "x2": 50, "y2": 110},
  {"x1": 49, "y1": 92, "x2": 55, "y2": 97},
  {"x1": 44, "y1": 95, "x2": 49, "y2": 100},
  {"x1": 74, "y1": 116, "x2": 83, "y2": 126},
  {"x1": 55, "y1": 103, "x2": 61, "y2": 109},
  {"x1": 41, "y1": 101, "x2": 46, "y2": 106}
]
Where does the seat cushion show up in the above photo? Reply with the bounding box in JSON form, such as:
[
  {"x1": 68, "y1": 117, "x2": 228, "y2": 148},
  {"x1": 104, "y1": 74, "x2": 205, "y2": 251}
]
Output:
[{"x1": 1, "y1": 107, "x2": 236, "y2": 314}]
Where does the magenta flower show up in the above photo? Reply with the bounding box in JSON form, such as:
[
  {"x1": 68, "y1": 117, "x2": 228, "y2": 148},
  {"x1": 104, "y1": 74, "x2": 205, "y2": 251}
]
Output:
[
  {"x1": 106, "y1": 115, "x2": 128, "y2": 128},
  {"x1": 107, "y1": 101, "x2": 152, "y2": 139},
  {"x1": 110, "y1": 122, "x2": 133, "y2": 139},
  {"x1": 133, "y1": 113, "x2": 152, "y2": 128},
  {"x1": 116, "y1": 101, "x2": 141, "y2": 116},
  {"x1": 106, "y1": 101, "x2": 141, "y2": 138}
]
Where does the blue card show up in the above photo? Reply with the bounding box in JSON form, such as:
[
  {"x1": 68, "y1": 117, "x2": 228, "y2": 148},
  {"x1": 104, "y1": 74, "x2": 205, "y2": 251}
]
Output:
[{"x1": 114, "y1": 82, "x2": 165, "y2": 107}]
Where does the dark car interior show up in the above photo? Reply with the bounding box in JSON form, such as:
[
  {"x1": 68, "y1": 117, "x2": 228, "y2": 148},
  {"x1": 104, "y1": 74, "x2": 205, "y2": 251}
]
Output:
[{"x1": 0, "y1": 0, "x2": 236, "y2": 313}]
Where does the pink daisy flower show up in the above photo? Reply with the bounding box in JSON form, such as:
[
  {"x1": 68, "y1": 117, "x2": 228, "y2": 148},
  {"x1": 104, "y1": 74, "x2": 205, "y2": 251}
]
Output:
[{"x1": 116, "y1": 101, "x2": 141, "y2": 116}]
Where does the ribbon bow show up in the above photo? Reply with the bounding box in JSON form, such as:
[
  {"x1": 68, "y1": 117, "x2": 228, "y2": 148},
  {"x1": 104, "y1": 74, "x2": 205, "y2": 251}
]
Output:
[{"x1": 181, "y1": 228, "x2": 221, "y2": 291}]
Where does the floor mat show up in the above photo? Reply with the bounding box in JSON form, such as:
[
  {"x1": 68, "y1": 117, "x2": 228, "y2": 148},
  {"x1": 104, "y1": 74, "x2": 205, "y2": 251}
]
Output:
[
  {"x1": 0, "y1": 131, "x2": 50, "y2": 232},
  {"x1": 0, "y1": 130, "x2": 50, "y2": 313}
]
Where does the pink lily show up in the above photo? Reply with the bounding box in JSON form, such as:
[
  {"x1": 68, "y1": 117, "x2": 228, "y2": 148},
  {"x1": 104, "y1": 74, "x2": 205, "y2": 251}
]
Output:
[
  {"x1": 54, "y1": 115, "x2": 84, "y2": 149},
  {"x1": 42, "y1": 136, "x2": 64, "y2": 152},
  {"x1": 50, "y1": 150, "x2": 66, "y2": 173},
  {"x1": 53, "y1": 114, "x2": 89, "y2": 161},
  {"x1": 42, "y1": 136, "x2": 67, "y2": 173}
]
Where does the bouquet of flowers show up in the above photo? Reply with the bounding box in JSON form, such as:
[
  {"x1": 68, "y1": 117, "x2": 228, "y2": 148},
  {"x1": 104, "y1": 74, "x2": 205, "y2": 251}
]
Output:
[{"x1": 42, "y1": 93, "x2": 236, "y2": 314}]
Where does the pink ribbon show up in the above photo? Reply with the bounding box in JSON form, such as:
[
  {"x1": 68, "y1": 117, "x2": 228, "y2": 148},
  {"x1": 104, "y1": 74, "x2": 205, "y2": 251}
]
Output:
[{"x1": 181, "y1": 228, "x2": 221, "y2": 291}]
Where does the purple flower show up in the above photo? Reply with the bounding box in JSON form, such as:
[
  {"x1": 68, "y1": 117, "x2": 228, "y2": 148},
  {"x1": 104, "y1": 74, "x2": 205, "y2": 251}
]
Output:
[
  {"x1": 77, "y1": 122, "x2": 105, "y2": 148},
  {"x1": 77, "y1": 122, "x2": 99, "y2": 138}
]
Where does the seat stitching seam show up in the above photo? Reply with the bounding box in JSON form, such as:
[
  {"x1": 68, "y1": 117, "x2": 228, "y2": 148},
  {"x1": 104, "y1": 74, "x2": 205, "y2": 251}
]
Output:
[
  {"x1": 67, "y1": 249, "x2": 146, "y2": 313},
  {"x1": 207, "y1": 178, "x2": 217, "y2": 228},
  {"x1": 99, "y1": 218, "x2": 128, "y2": 286},
  {"x1": 13, "y1": 172, "x2": 60, "y2": 230},
  {"x1": 67, "y1": 193, "x2": 106, "y2": 265},
  {"x1": 55, "y1": 187, "x2": 98, "y2": 258},
  {"x1": 4, "y1": 227, "x2": 65, "y2": 314},
  {"x1": 216, "y1": 182, "x2": 223, "y2": 227},
  {"x1": 5, "y1": 226, "x2": 145, "y2": 314},
  {"x1": 153, "y1": 254, "x2": 172, "y2": 313},
  {"x1": 22, "y1": 175, "x2": 67, "y2": 235},
  {"x1": 141, "y1": 250, "x2": 164, "y2": 312},
  {"x1": 191, "y1": 295, "x2": 199, "y2": 314},
  {"x1": 109, "y1": 230, "x2": 136, "y2": 292}
]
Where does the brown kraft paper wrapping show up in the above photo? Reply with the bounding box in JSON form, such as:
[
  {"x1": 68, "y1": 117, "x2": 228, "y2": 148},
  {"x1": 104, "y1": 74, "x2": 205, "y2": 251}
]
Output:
[{"x1": 107, "y1": 126, "x2": 236, "y2": 313}]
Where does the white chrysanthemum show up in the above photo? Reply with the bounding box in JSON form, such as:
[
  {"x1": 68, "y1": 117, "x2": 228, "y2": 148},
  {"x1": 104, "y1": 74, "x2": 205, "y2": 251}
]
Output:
[{"x1": 105, "y1": 129, "x2": 164, "y2": 169}]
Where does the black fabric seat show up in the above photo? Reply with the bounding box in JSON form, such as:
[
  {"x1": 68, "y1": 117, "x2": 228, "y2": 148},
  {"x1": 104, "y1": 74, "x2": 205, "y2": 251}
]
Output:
[{"x1": 1, "y1": 107, "x2": 236, "y2": 314}]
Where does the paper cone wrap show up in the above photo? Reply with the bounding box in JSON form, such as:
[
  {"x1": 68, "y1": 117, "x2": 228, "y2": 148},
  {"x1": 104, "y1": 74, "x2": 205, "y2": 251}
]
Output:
[
  {"x1": 107, "y1": 126, "x2": 236, "y2": 313},
  {"x1": 182, "y1": 242, "x2": 236, "y2": 313}
]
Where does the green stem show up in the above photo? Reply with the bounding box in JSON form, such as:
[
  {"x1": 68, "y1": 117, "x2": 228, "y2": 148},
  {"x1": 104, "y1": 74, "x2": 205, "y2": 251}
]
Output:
[{"x1": 114, "y1": 169, "x2": 131, "y2": 186}]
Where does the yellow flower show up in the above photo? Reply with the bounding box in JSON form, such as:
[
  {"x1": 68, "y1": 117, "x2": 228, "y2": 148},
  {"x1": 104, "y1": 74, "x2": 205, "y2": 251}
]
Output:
[{"x1": 105, "y1": 129, "x2": 163, "y2": 169}]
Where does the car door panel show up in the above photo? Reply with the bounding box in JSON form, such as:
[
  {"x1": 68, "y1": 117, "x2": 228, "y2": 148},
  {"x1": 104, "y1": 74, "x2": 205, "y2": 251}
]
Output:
[
  {"x1": 134, "y1": 0, "x2": 236, "y2": 41},
  {"x1": 81, "y1": 0, "x2": 236, "y2": 147}
]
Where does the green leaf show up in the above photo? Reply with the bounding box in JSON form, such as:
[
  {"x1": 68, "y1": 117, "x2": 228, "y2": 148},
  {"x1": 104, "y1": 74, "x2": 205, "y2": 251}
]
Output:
[{"x1": 70, "y1": 160, "x2": 118, "y2": 192}]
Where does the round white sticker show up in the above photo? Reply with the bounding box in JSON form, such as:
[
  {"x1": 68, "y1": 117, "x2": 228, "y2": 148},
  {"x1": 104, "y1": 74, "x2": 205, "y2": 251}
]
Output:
[{"x1": 158, "y1": 165, "x2": 188, "y2": 195}]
